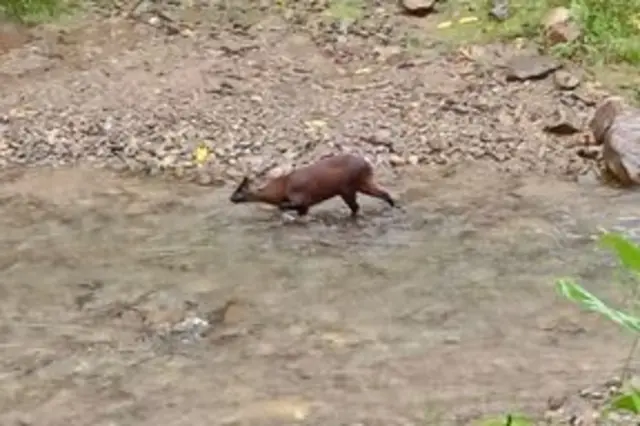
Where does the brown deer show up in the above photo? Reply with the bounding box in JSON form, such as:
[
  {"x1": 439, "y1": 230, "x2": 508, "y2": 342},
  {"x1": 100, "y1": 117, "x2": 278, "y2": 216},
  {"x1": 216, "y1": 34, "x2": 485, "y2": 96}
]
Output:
[{"x1": 229, "y1": 153, "x2": 397, "y2": 217}]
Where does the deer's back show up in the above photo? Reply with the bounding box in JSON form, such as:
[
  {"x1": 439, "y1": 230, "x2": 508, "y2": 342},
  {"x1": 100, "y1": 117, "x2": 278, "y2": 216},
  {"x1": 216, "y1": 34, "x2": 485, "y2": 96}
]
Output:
[{"x1": 286, "y1": 154, "x2": 373, "y2": 201}]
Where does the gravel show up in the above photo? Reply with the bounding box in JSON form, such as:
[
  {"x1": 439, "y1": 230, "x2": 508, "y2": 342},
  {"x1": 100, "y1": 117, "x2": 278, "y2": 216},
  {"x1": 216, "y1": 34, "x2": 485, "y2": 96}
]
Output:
[{"x1": 0, "y1": 1, "x2": 609, "y2": 186}]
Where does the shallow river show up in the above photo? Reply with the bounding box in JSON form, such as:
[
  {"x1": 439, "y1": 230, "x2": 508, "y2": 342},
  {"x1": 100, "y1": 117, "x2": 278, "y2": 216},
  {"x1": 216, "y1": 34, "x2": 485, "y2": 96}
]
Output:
[{"x1": 1, "y1": 164, "x2": 639, "y2": 425}]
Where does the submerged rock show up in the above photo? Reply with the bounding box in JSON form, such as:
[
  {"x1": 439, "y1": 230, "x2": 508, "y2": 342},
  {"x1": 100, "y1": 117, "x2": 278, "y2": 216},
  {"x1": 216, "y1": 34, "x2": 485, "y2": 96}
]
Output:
[{"x1": 589, "y1": 97, "x2": 640, "y2": 186}]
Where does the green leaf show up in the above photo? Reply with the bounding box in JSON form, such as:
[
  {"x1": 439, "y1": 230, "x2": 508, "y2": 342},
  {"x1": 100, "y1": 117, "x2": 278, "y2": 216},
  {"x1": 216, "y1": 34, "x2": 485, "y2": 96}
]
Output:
[
  {"x1": 555, "y1": 279, "x2": 640, "y2": 333},
  {"x1": 606, "y1": 388, "x2": 640, "y2": 414},
  {"x1": 599, "y1": 232, "x2": 640, "y2": 272}
]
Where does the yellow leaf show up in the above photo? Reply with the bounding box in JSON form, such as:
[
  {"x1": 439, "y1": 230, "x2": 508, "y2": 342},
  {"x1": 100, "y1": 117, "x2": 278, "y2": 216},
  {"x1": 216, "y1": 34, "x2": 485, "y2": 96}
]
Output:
[
  {"x1": 193, "y1": 143, "x2": 210, "y2": 166},
  {"x1": 458, "y1": 16, "x2": 478, "y2": 24},
  {"x1": 437, "y1": 21, "x2": 453, "y2": 29},
  {"x1": 305, "y1": 119, "x2": 327, "y2": 129}
]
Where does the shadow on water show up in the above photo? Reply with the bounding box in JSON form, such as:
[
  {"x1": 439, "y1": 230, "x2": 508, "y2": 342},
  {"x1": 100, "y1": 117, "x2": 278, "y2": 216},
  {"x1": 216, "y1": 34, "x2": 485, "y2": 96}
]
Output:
[{"x1": 1, "y1": 164, "x2": 640, "y2": 424}]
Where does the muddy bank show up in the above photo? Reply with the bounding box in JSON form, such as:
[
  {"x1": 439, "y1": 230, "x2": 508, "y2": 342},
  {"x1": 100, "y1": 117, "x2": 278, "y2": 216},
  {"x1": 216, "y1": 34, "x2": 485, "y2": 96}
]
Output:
[{"x1": 0, "y1": 3, "x2": 606, "y2": 187}]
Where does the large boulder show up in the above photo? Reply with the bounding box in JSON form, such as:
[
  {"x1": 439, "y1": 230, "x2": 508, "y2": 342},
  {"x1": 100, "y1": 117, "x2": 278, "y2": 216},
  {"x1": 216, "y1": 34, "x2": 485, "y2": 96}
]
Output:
[{"x1": 589, "y1": 97, "x2": 640, "y2": 186}]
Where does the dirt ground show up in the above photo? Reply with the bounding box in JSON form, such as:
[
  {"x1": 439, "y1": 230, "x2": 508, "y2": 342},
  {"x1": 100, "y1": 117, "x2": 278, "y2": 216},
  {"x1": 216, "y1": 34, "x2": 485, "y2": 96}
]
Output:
[{"x1": 0, "y1": 2, "x2": 638, "y2": 425}]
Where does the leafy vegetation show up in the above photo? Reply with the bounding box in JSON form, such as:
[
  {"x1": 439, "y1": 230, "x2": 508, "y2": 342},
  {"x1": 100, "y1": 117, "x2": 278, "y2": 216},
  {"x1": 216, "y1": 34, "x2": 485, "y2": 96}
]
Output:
[
  {"x1": 477, "y1": 232, "x2": 640, "y2": 424},
  {"x1": 437, "y1": 0, "x2": 640, "y2": 66},
  {"x1": 324, "y1": 0, "x2": 365, "y2": 23},
  {"x1": 566, "y1": 0, "x2": 640, "y2": 65},
  {"x1": 558, "y1": 232, "x2": 640, "y2": 419},
  {"x1": 0, "y1": 0, "x2": 73, "y2": 24}
]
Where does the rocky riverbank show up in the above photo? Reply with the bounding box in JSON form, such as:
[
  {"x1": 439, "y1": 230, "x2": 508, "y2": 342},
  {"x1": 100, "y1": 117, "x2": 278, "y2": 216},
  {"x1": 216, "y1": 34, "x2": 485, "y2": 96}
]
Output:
[{"x1": 0, "y1": 1, "x2": 612, "y2": 187}]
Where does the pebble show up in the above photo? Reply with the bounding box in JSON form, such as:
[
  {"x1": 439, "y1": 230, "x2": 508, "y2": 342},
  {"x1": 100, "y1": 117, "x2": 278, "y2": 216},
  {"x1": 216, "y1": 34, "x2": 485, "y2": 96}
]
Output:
[
  {"x1": 544, "y1": 107, "x2": 582, "y2": 135},
  {"x1": 389, "y1": 154, "x2": 406, "y2": 166},
  {"x1": 554, "y1": 70, "x2": 581, "y2": 90}
]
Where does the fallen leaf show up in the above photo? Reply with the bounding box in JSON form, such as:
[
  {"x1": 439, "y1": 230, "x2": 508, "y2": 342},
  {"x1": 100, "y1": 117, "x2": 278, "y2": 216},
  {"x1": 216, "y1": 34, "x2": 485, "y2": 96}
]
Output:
[
  {"x1": 437, "y1": 20, "x2": 452, "y2": 29},
  {"x1": 458, "y1": 16, "x2": 478, "y2": 24},
  {"x1": 305, "y1": 119, "x2": 327, "y2": 129},
  {"x1": 354, "y1": 67, "x2": 372, "y2": 75},
  {"x1": 193, "y1": 143, "x2": 210, "y2": 166}
]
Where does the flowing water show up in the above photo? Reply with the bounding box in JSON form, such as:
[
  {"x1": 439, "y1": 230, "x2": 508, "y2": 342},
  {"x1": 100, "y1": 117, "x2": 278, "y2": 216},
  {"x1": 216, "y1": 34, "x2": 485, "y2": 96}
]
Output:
[{"x1": 1, "y1": 164, "x2": 639, "y2": 425}]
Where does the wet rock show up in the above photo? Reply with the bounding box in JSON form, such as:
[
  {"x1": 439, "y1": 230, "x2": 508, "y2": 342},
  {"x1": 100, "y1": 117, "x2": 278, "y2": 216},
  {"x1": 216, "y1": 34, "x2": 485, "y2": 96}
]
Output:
[
  {"x1": 207, "y1": 299, "x2": 245, "y2": 325},
  {"x1": 400, "y1": 0, "x2": 436, "y2": 16},
  {"x1": 171, "y1": 316, "x2": 210, "y2": 342},
  {"x1": 542, "y1": 7, "x2": 581, "y2": 46},
  {"x1": 554, "y1": 70, "x2": 581, "y2": 90},
  {"x1": 505, "y1": 55, "x2": 561, "y2": 81},
  {"x1": 547, "y1": 394, "x2": 568, "y2": 411},
  {"x1": 605, "y1": 377, "x2": 622, "y2": 389},
  {"x1": 544, "y1": 107, "x2": 582, "y2": 135},
  {"x1": 195, "y1": 168, "x2": 213, "y2": 186},
  {"x1": 576, "y1": 168, "x2": 600, "y2": 185},
  {"x1": 581, "y1": 389, "x2": 606, "y2": 400},
  {"x1": 591, "y1": 97, "x2": 640, "y2": 186}
]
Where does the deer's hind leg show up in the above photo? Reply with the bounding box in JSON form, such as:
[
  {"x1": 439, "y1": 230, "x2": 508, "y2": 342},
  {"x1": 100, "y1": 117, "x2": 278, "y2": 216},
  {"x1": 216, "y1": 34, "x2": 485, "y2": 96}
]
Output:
[
  {"x1": 357, "y1": 179, "x2": 396, "y2": 207},
  {"x1": 340, "y1": 191, "x2": 360, "y2": 218}
]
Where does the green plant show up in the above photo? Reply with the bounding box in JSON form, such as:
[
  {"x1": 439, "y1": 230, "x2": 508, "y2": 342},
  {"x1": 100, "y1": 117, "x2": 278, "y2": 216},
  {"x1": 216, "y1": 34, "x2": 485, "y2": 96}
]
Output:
[
  {"x1": 476, "y1": 232, "x2": 640, "y2": 424},
  {"x1": 0, "y1": 0, "x2": 70, "y2": 24},
  {"x1": 567, "y1": 0, "x2": 640, "y2": 65},
  {"x1": 436, "y1": 0, "x2": 640, "y2": 65},
  {"x1": 324, "y1": 0, "x2": 364, "y2": 24},
  {"x1": 556, "y1": 232, "x2": 640, "y2": 415}
]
